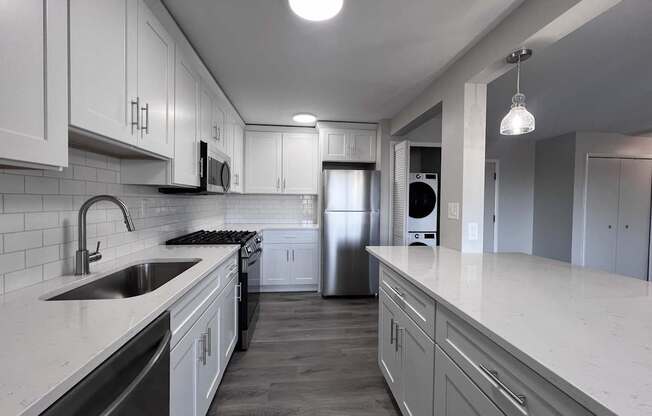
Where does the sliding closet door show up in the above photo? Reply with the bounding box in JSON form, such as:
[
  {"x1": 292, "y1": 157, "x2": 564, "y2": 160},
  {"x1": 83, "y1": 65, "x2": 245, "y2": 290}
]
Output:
[
  {"x1": 615, "y1": 159, "x2": 652, "y2": 280},
  {"x1": 585, "y1": 158, "x2": 621, "y2": 273}
]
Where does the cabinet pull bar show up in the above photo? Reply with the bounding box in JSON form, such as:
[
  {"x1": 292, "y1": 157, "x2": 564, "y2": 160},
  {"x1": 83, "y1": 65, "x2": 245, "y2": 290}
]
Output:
[
  {"x1": 390, "y1": 318, "x2": 394, "y2": 345},
  {"x1": 198, "y1": 335, "x2": 207, "y2": 365},
  {"x1": 236, "y1": 283, "x2": 242, "y2": 301},
  {"x1": 130, "y1": 98, "x2": 140, "y2": 134},
  {"x1": 292, "y1": 249, "x2": 295, "y2": 261},
  {"x1": 394, "y1": 323, "x2": 400, "y2": 352},
  {"x1": 479, "y1": 364, "x2": 527, "y2": 409},
  {"x1": 206, "y1": 328, "x2": 212, "y2": 356},
  {"x1": 141, "y1": 103, "x2": 149, "y2": 137},
  {"x1": 287, "y1": 249, "x2": 289, "y2": 262}
]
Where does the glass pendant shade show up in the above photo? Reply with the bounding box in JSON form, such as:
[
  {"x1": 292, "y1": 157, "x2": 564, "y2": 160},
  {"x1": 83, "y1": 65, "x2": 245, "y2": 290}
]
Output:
[{"x1": 500, "y1": 93, "x2": 535, "y2": 135}]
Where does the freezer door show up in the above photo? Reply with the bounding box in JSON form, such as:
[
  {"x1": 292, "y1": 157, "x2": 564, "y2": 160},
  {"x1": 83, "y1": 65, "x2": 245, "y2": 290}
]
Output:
[
  {"x1": 323, "y1": 170, "x2": 380, "y2": 212},
  {"x1": 322, "y1": 211, "x2": 380, "y2": 296}
]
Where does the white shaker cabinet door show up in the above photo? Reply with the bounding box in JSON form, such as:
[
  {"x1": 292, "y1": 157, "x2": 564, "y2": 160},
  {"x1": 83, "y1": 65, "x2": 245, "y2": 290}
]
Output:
[
  {"x1": 213, "y1": 104, "x2": 226, "y2": 154},
  {"x1": 69, "y1": 0, "x2": 138, "y2": 147},
  {"x1": 349, "y1": 130, "x2": 376, "y2": 162},
  {"x1": 282, "y1": 133, "x2": 318, "y2": 194},
  {"x1": 199, "y1": 88, "x2": 215, "y2": 147},
  {"x1": 321, "y1": 131, "x2": 348, "y2": 161},
  {"x1": 245, "y1": 131, "x2": 282, "y2": 194},
  {"x1": 219, "y1": 277, "x2": 238, "y2": 374},
  {"x1": 378, "y1": 290, "x2": 402, "y2": 399},
  {"x1": 585, "y1": 158, "x2": 621, "y2": 273},
  {"x1": 434, "y1": 346, "x2": 505, "y2": 416},
  {"x1": 616, "y1": 159, "x2": 652, "y2": 279},
  {"x1": 137, "y1": 1, "x2": 174, "y2": 158},
  {"x1": 289, "y1": 243, "x2": 318, "y2": 284},
  {"x1": 0, "y1": 0, "x2": 67, "y2": 168},
  {"x1": 173, "y1": 53, "x2": 200, "y2": 187},
  {"x1": 399, "y1": 312, "x2": 434, "y2": 416},
  {"x1": 262, "y1": 245, "x2": 291, "y2": 285}
]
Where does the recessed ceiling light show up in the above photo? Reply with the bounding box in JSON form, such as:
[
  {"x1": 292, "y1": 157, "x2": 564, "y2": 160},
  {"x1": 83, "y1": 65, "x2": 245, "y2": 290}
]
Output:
[
  {"x1": 293, "y1": 113, "x2": 317, "y2": 124},
  {"x1": 288, "y1": 0, "x2": 343, "y2": 22}
]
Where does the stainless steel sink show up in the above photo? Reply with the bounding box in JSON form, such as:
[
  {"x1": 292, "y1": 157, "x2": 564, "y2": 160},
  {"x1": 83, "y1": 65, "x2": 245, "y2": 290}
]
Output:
[{"x1": 47, "y1": 260, "x2": 200, "y2": 301}]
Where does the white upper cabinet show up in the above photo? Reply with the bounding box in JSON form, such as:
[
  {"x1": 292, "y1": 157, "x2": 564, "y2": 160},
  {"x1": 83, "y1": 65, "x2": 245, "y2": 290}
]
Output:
[
  {"x1": 69, "y1": 0, "x2": 138, "y2": 148},
  {"x1": 321, "y1": 128, "x2": 377, "y2": 163},
  {"x1": 213, "y1": 103, "x2": 226, "y2": 154},
  {"x1": 199, "y1": 86, "x2": 225, "y2": 154},
  {"x1": 282, "y1": 133, "x2": 319, "y2": 194},
  {"x1": 0, "y1": 0, "x2": 68, "y2": 169},
  {"x1": 245, "y1": 130, "x2": 319, "y2": 194},
  {"x1": 245, "y1": 131, "x2": 283, "y2": 194},
  {"x1": 172, "y1": 51, "x2": 200, "y2": 187},
  {"x1": 136, "y1": 1, "x2": 175, "y2": 158},
  {"x1": 230, "y1": 123, "x2": 245, "y2": 193}
]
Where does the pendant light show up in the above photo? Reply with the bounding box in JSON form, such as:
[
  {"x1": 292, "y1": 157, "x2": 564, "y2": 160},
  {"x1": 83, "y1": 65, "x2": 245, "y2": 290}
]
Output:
[{"x1": 500, "y1": 48, "x2": 535, "y2": 136}]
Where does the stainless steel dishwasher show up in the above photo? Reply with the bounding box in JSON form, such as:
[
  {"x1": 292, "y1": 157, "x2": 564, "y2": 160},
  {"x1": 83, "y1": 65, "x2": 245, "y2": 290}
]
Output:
[{"x1": 41, "y1": 311, "x2": 170, "y2": 416}]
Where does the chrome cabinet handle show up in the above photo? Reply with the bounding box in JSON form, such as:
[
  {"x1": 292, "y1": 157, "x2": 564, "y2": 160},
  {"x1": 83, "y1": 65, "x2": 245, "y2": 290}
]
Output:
[
  {"x1": 217, "y1": 126, "x2": 221, "y2": 140},
  {"x1": 479, "y1": 364, "x2": 527, "y2": 409},
  {"x1": 198, "y1": 335, "x2": 207, "y2": 365},
  {"x1": 283, "y1": 178, "x2": 286, "y2": 191},
  {"x1": 140, "y1": 103, "x2": 149, "y2": 136},
  {"x1": 394, "y1": 324, "x2": 401, "y2": 352},
  {"x1": 277, "y1": 177, "x2": 280, "y2": 190},
  {"x1": 393, "y1": 286, "x2": 405, "y2": 297},
  {"x1": 390, "y1": 318, "x2": 395, "y2": 345},
  {"x1": 205, "y1": 328, "x2": 212, "y2": 356},
  {"x1": 130, "y1": 97, "x2": 140, "y2": 134},
  {"x1": 213, "y1": 124, "x2": 218, "y2": 139},
  {"x1": 236, "y1": 283, "x2": 242, "y2": 301},
  {"x1": 286, "y1": 249, "x2": 289, "y2": 262},
  {"x1": 292, "y1": 249, "x2": 295, "y2": 261}
]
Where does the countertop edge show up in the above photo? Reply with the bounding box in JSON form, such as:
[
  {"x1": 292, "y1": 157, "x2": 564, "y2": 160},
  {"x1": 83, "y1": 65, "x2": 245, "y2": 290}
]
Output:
[
  {"x1": 18, "y1": 245, "x2": 240, "y2": 416},
  {"x1": 366, "y1": 247, "x2": 616, "y2": 416}
]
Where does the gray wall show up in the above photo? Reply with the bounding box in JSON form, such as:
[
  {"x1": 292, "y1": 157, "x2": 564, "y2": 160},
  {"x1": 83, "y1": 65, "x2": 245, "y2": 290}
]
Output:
[
  {"x1": 532, "y1": 133, "x2": 576, "y2": 262},
  {"x1": 485, "y1": 137, "x2": 535, "y2": 254}
]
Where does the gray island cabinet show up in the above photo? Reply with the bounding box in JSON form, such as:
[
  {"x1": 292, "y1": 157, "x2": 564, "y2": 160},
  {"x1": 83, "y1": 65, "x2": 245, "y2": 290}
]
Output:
[{"x1": 367, "y1": 246, "x2": 643, "y2": 416}]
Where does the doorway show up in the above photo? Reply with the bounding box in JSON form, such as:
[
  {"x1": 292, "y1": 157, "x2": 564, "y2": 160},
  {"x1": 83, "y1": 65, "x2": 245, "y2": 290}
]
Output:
[{"x1": 484, "y1": 160, "x2": 498, "y2": 253}]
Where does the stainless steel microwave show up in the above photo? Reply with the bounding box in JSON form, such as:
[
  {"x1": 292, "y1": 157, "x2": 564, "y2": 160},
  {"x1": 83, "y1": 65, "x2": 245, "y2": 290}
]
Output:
[{"x1": 160, "y1": 141, "x2": 230, "y2": 195}]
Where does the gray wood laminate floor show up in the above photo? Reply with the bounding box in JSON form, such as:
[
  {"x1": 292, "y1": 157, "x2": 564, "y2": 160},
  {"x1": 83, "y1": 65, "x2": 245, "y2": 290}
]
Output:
[{"x1": 208, "y1": 292, "x2": 400, "y2": 416}]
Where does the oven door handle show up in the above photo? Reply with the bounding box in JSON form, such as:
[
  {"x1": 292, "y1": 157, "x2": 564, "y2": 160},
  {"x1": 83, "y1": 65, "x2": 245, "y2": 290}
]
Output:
[{"x1": 247, "y1": 249, "x2": 262, "y2": 265}]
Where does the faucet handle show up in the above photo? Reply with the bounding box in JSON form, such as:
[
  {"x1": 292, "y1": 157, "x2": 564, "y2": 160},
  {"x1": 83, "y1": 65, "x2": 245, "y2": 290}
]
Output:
[
  {"x1": 89, "y1": 241, "x2": 102, "y2": 264},
  {"x1": 92, "y1": 241, "x2": 101, "y2": 254}
]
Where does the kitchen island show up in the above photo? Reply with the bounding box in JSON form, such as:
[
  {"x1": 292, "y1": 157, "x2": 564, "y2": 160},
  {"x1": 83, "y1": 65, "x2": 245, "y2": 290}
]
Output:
[{"x1": 367, "y1": 246, "x2": 652, "y2": 416}]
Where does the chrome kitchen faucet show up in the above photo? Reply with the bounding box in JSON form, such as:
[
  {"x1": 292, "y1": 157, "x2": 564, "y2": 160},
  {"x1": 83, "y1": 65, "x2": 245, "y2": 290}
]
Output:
[{"x1": 75, "y1": 195, "x2": 135, "y2": 275}]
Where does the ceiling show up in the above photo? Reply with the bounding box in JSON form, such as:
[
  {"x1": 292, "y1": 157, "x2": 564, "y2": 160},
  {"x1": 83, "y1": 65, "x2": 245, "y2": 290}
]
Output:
[
  {"x1": 164, "y1": 0, "x2": 522, "y2": 126},
  {"x1": 486, "y1": 0, "x2": 652, "y2": 143}
]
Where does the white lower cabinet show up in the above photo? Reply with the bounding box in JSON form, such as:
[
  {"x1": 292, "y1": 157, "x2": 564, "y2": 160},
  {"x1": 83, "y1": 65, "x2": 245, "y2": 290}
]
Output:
[
  {"x1": 262, "y1": 230, "x2": 318, "y2": 290},
  {"x1": 434, "y1": 346, "x2": 504, "y2": 416},
  {"x1": 170, "y1": 257, "x2": 238, "y2": 416},
  {"x1": 379, "y1": 289, "x2": 434, "y2": 416}
]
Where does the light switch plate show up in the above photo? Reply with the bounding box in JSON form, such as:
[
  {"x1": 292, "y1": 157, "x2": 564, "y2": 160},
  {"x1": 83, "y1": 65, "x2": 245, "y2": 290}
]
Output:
[
  {"x1": 468, "y1": 222, "x2": 479, "y2": 241},
  {"x1": 447, "y1": 202, "x2": 460, "y2": 220}
]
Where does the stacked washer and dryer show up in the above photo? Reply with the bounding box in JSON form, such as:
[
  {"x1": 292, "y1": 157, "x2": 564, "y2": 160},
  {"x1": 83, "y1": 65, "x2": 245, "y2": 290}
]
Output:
[{"x1": 408, "y1": 173, "x2": 438, "y2": 246}]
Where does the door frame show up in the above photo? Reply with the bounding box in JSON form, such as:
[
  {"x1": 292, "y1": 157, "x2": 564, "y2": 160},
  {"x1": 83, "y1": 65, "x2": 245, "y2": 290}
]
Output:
[
  {"x1": 582, "y1": 154, "x2": 652, "y2": 280},
  {"x1": 484, "y1": 159, "x2": 500, "y2": 253}
]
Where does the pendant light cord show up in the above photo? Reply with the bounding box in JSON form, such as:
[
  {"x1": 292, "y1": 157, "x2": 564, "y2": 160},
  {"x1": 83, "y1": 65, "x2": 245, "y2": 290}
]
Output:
[{"x1": 516, "y1": 56, "x2": 521, "y2": 95}]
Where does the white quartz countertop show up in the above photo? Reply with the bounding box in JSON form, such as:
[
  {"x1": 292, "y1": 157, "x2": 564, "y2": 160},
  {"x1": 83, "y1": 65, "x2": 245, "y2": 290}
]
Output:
[
  {"x1": 367, "y1": 246, "x2": 652, "y2": 416},
  {"x1": 225, "y1": 223, "x2": 319, "y2": 232},
  {"x1": 0, "y1": 244, "x2": 239, "y2": 416}
]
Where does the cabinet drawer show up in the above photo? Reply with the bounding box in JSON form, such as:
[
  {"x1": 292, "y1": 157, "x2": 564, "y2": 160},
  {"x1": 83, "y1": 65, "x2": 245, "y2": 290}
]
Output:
[
  {"x1": 436, "y1": 305, "x2": 593, "y2": 416},
  {"x1": 380, "y1": 264, "x2": 435, "y2": 339},
  {"x1": 264, "y1": 229, "x2": 317, "y2": 244},
  {"x1": 169, "y1": 254, "x2": 238, "y2": 348}
]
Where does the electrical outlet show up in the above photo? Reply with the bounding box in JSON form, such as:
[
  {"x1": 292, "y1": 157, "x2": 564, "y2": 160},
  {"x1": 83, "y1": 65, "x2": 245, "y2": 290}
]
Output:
[{"x1": 447, "y1": 202, "x2": 459, "y2": 220}]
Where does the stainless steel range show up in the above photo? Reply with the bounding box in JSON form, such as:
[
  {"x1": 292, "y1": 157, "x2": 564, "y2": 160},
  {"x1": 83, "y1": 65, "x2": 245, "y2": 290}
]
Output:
[{"x1": 166, "y1": 230, "x2": 262, "y2": 350}]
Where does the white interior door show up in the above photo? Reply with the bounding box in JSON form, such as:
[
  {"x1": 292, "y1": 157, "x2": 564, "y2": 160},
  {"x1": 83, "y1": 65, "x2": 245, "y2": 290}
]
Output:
[
  {"x1": 585, "y1": 158, "x2": 621, "y2": 273},
  {"x1": 0, "y1": 0, "x2": 67, "y2": 168},
  {"x1": 69, "y1": 0, "x2": 138, "y2": 146},
  {"x1": 245, "y1": 131, "x2": 282, "y2": 193},
  {"x1": 138, "y1": 1, "x2": 174, "y2": 157},
  {"x1": 283, "y1": 133, "x2": 318, "y2": 194},
  {"x1": 483, "y1": 161, "x2": 497, "y2": 253},
  {"x1": 392, "y1": 141, "x2": 409, "y2": 245},
  {"x1": 615, "y1": 159, "x2": 652, "y2": 279}
]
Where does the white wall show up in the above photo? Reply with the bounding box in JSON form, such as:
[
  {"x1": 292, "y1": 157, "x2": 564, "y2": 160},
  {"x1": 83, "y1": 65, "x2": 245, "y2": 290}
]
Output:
[
  {"x1": 0, "y1": 148, "x2": 226, "y2": 294},
  {"x1": 571, "y1": 131, "x2": 652, "y2": 264},
  {"x1": 403, "y1": 115, "x2": 442, "y2": 144},
  {"x1": 485, "y1": 136, "x2": 535, "y2": 253}
]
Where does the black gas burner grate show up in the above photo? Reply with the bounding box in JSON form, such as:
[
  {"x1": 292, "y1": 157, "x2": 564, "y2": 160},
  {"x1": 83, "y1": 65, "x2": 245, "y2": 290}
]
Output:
[{"x1": 166, "y1": 230, "x2": 256, "y2": 246}]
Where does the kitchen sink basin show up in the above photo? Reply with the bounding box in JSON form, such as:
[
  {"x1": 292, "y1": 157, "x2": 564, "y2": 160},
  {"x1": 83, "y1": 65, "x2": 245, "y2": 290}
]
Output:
[{"x1": 46, "y1": 260, "x2": 200, "y2": 301}]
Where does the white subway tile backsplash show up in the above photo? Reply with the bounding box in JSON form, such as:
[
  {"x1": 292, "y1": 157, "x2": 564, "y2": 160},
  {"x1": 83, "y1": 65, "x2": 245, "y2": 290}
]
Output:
[
  {"x1": 60, "y1": 179, "x2": 86, "y2": 195},
  {"x1": 0, "y1": 251, "x2": 25, "y2": 274},
  {"x1": 97, "y1": 169, "x2": 118, "y2": 183},
  {"x1": 85, "y1": 152, "x2": 108, "y2": 169},
  {"x1": 73, "y1": 165, "x2": 97, "y2": 181},
  {"x1": 43, "y1": 195, "x2": 73, "y2": 211},
  {"x1": 4, "y1": 266, "x2": 42, "y2": 292},
  {"x1": 25, "y1": 176, "x2": 59, "y2": 194},
  {"x1": 0, "y1": 213, "x2": 24, "y2": 233},
  {"x1": 25, "y1": 212, "x2": 59, "y2": 230},
  {"x1": 4, "y1": 195, "x2": 42, "y2": 213},
  {"x1": 43, "y1": 258, "x2": 74, "y2": 280},
  {"x1": 4, "y1": 230, "x2": 42, "y2": 252},
  {"x1": 43, "y1": 226, "x2": 76, "y2": 246},
  {"x1": 0, "y1": 174, "x2": 25, "y2": 193},
  {"x1": 26, "y1": 245, "x2": 60, "y2": 267},
  {"x1": 225, "y1": 194, "x2": 316, "y2": 224},
  {"x1": 86, "y1": 181, "x2": 107, "y2": 195}
]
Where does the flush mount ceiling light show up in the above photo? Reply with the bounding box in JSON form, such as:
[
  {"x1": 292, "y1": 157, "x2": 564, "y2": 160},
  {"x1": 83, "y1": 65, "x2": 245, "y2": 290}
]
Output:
[
  {"x1": 293, "y1": 113, "x2": 317, "y2": 124},
  {"x1": 500, "y1": 48, "x2": 535, "y2": 136},
  {"x1": 288, "y1": 0, "x2": 343, "y2": 21}
]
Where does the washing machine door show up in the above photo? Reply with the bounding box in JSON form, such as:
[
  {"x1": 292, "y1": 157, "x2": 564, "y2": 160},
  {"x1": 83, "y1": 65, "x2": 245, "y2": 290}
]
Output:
[
  {"x1": 409, "y1": 242, "x2": 428, "y2": 246},
  {"x1": 409, "y1": 181, "x2": 437, "y2": 218}
]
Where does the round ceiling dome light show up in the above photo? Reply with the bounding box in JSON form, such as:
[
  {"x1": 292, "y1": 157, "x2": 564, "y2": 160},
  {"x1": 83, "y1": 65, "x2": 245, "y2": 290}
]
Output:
[
  {"x1": 292, "y1": 113, "x2": 317, "y2": 124},
  {"x1": 288, "y1": 0, "x2": 343, "y2": 22}
]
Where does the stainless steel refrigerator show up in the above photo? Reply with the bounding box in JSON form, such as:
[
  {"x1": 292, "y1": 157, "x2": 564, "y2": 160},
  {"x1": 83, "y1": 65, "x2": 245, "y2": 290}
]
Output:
[{"x1": 322, "y1": 169, "x2": 380, "y2": 296}]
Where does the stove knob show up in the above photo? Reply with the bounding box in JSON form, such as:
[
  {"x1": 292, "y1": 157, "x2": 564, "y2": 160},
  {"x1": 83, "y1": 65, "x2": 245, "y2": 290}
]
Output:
[
  {"x1": 246, "y1": 247, "x2": 252, "y2": 254},
  {"x1": 255, "y1": 237, "x2": 262, "y2": 243}
]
